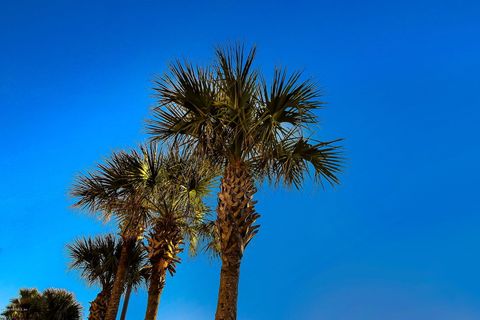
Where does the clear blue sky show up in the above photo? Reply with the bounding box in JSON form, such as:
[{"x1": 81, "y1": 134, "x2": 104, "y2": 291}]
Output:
[{"x1": 1, "y1": 1, "x2": 479, "y2": 319}]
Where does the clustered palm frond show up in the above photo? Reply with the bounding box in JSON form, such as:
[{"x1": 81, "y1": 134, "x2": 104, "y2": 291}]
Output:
[
  {"x1": 68, "y1": 142, "x2": 219, "y2": 320},
  {"x1": 149, "y1": 45, "x2": 342, "y2": 187},
  {"x1": 67, "y1": 234, "x2": 148, "y2": 291},
  {"x1": 1, "y1": 288, "x2": 82, "y2": 320},
  {"x1": 71, "y1": 150, "x2": 148, "y2": 234},
  {"x1": 67, "y1": 235, "x2": 119, "y2": 289}
]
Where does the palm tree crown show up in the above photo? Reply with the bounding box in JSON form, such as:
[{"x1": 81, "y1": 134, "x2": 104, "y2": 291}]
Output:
[
  {"x1": 148, "y1": 45, "x2": 342, "y2": 187},
  {"x1": 67, "y1": 234, "x2": 148, "y2": 291},
  {"x1": 1, "y1": 288, "x2": 82, "y2": 320}
]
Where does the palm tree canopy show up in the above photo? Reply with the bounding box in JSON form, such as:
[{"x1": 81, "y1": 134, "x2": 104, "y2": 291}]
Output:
[
  {"x1": 148, "y1": 44, "x2": 343, "y2": 188},
  {"x1": 1, "y1": 288, "x2": 82, "y2": 320},
  {"x1": 71, "y1": 142, "x2": 218, "y2": 257},
  {"x1": 121, "y1": 143, "x2": 218, "y2": 257},
  {"x1": 1, "y1": 289, "x2": 43, "y2": 320},
  {"x1": 71, "y1": 150, "x2": 150, "y2": 238},
  {"x1": 67, "y1": 234, "x2": 119, "y2": 288},
  {"x1": 67, "y1": 234, "x2": 148, "y2": 291},
  {"x1": 41, "y1": 289, "x2": 82, "y2": 320}
]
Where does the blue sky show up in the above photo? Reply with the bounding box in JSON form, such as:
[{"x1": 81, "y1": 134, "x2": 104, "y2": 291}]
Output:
[{"x1": 1, "y1": 0, "x2": 479, "y2": 319}]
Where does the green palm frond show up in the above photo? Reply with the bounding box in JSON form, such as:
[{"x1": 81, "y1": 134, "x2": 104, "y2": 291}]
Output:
[
  {"x1": 149, "y1": 63, "x2": 220, "y2": 156},
  {"x1": 149, "y1": 44, "x2": 343, "y2": 187},
  {"x1": 70, "y1": 150, "x2": 136, "y2": 221},
  {"x1": 260, "y1": 137, "x2": 343, "y2": 188},
  {"x1": 42, "y1": 289, "x2": 82, "y2": 320},
  {"x1": 67, "y1": 234, "x2": 120, "y2": 288},
  {"x1": 2, "y1": 289, "x2": 82, "y2": 320},
  {"x1": 67, "y1": 234, "x2": 148, "y2": 291}
]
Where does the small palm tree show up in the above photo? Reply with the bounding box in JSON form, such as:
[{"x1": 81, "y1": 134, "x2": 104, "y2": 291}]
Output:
[
  {"x1": 71, "y1": 152, "x2": 149, "y2": 320},
  {"x1": 1, "y1": 288, "x2": 82, "y2": 320},
  {"x1": 148, "y1": 45, "x2": 343, "y2": 319},
  {"x1": 117, "y1": 144, "x2": 217, "y2": 320},
  {"x1": 67, "y1": 234, "x2": 147, "y2": 320},
  {"x1": 1, "y1": 289, "x2": 43, "y2": 320},
  {"x1": 41, "y1": 289, "x2": 82, "y2": 320}
]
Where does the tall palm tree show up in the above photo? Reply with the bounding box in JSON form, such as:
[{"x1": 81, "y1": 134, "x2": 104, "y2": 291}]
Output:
[
  {"x1": 118, "y1": 144, "x2": 217, "y2": 320},
  {"x1": 71, "y1": 152, "x2": 149, "y2": 320},
  {"x1": 67, "y1": 234, "x2": 147, "y2": 320},
  {"x1": 148, "y1": 45, "x2": 343, "y2": 319},
  {"x1": 1, "y1": 288, "x2": 82, "y2": 320}
]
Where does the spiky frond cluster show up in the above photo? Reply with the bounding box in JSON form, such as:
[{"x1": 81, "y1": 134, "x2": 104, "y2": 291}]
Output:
[
  {"x1": 42, "y1": 289, "x2": 82, "y2": 320},
  {"x1": 67, "y1": 235, "x2": 148, "y2": 291},
  {"x1": 1, "y1": 289, "x2": 82, "y2": 320},
  {"x1": 149, "y1": 45, "x2": 343, "y2": 188},
  {"x1": 71, "y1": 151, "x2": 148, "y2": 239},
  {"x1": 71, "y1": 143, "x2": 218, "y2": 254},
  {"x1": 132, "y1": 144, "x2": 218, "y2": 256},
  {"x1": 67, "y1": 235, "x2": 120, "y2": 289},
  {"x1": 1, "y1": 289, "x2": 43, "y2": 320}
]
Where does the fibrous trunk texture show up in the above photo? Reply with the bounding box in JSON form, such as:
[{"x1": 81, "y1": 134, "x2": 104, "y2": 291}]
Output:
[
  {"x1": 88, "y1": 288, "x2": 110, "y2": 320},
  {"x1": 144, "y1": 220, "x2": 183, "y2": 320},
  {"x1": 105, "y1": 237, "x2": 135, "y2": 320},
  {"x1": 215, "y1": 160, "x2": 260, "y2": 320},
  {"x1": 144, "y1": 260, "x2": 167, "y2": 320}
]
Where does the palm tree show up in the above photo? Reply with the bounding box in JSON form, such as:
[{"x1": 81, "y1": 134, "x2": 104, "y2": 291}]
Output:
[
  {"x1": 68, "y1": 235, "x2": 117, "y2": 320},
  {"x1": 67, "y1": 234, "x2": 147, "y2": 320},
  {"x1": 118, "y1": 144, "x2": 217, "y2": 320},
  {"x1": 1, "y1": 288, "x2": 82, "y2": 320},
  {"x1": 41, "y1": 289, "x2": 82, "y2": 320},
  {"x1": 1, "y1": 289, "x2": 43, "y2": 320},
  {"x1": 71, "y1": 152, "x2": 149, "y2": 320},
  {"x1": 71, "y1": 144, "x2": 216, "y2": 320},
  {"x1": 148, "y1": 45, "x2": 343, "y2": 319}
]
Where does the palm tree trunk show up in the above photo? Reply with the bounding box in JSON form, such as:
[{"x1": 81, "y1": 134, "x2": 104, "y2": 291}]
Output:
[
  {"x1": 144, "y1": 261, "x2": 167, "y2": 320},
  {"x1": 88, "y1": 288, "x2": 110, "y2": 320},
  {"x1": 105, "y1": 238, "x2": 135, "y2": 320},
  {"x1": 216, "y1": 254, "x2": 242, "y2": 320},
  {"x1": 215, "y1": 160, "x2": 260, "y2": 320},
  {"x1": 119, "y1": 283, "x2": 133, "y2": 320}
]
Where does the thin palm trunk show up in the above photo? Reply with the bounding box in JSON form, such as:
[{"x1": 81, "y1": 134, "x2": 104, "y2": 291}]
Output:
[
  {"x1": 105, "y1": 238, "x2": 135, "y2": 320},
  {"x1": 215, "y1": 161, "x2": 259, "y2": 320},
  {"x1": 88, "y1": 288, "x2": 110, "y2": 320},
  {"x1": 119, "y1": 283, "x2": 133, "y2": 320},
  {"x1": 144, "y1": 261, "x2": 167, "y2": 320}
]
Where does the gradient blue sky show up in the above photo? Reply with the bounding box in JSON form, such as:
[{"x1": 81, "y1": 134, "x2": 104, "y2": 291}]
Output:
[{"x1": 1, "y1": 1, "x2": 479, "y2": 319}]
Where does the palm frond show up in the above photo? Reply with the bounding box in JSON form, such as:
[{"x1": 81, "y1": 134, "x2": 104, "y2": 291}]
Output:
[
  {"x1": 256, "y1": 137, "x2": 343, "y2": 188},
  {"x1": 67, "y1": 234, "x2": 119, "y2": 288},
  {"x1": 148, "y1": 44, "x2": 344, "y2": 189}
]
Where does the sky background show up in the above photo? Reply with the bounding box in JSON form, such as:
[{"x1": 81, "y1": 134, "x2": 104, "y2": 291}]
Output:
[{"x1": 1, "y1": 0, "x2": 479, "y2": 319}]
